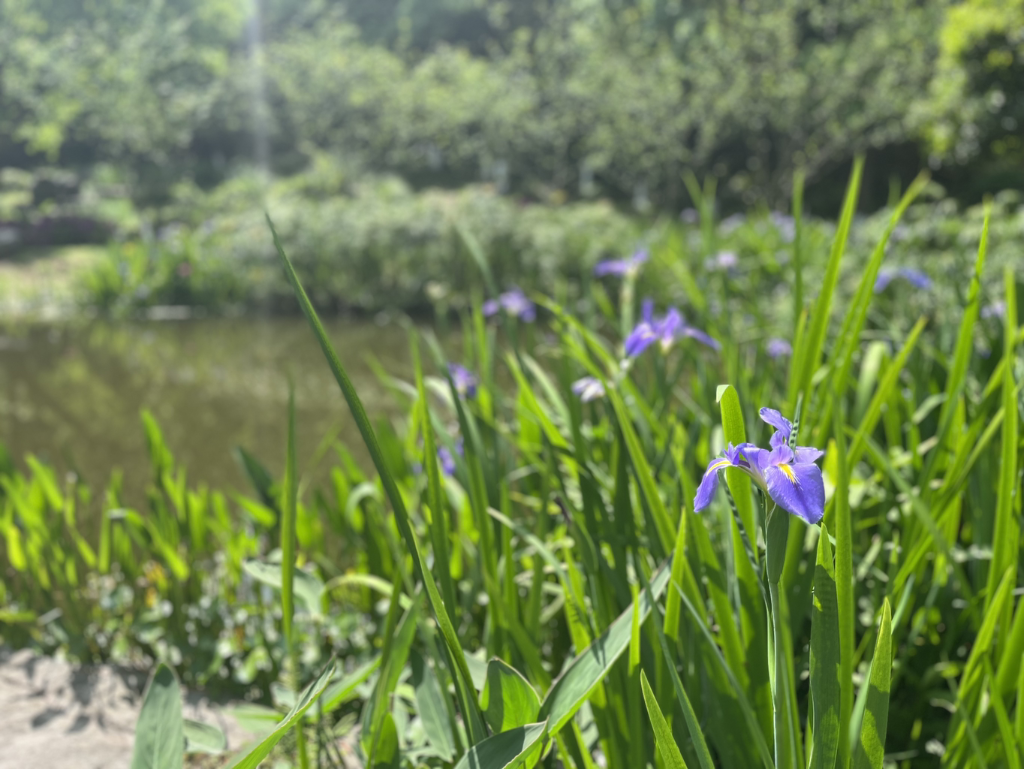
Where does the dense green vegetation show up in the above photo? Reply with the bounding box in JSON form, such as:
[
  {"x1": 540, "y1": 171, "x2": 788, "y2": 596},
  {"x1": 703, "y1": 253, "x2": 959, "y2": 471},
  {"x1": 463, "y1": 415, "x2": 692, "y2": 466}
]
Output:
[
  {"x1": 3, "y1": 2, "x2": 1024, "y2": 766},
  {"x1": 2, "y1": 167, "x2": 1022, "y2": 766},
  {"x1": 2, "y1": 1, "x2": 1022, "y2": 233}
]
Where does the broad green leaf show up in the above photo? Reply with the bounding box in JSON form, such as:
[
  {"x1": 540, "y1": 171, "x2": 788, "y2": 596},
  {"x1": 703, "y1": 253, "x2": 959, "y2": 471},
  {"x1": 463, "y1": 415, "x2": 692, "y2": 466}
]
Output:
[
  {"x1": 233, "y1": 446, "x2": 277, "y2": 512},
  {"x1": 242, "y1": 559, "x2": 324, "y2": 616},
  {"x1": 323, "y1": 573, "x2": 412, "y2": 609},
  {"x1": 320, "y1": 656, "x2": 381, "y2": 713},
  {"x1": 229, "y1": 660, "x2": 336, "y2": 769},
  {"x1": 641, "y1": 670, "x2": 689, "y2": 769},
  {"x1": 768, "y1": 572, "x2": 799, "y2": 769},
  {"x1": 363, "y1": 588, "x2": 420, "y2": 763},
  {"x1": 481, "y1": 658, "x2": 540, "y2": 733},
  {"x1": 650, "y1": 588, "x2": 722, "y2": 769},
  {"x1": 269, "y1": 218, "x2": 487, "y2": 743},
  {"x1": 372, "y1": 713, "x2": 401, "y2": 769},
  {"x1": 452, "y1": 722, "x2": 548, "y2": 769},
  {"x1": 538, "y1": 561, "x2": 671, "y2": 735},
  {"x1": 716, "y1": 384, "x2": 756, "y2": 554},
  {"x1": 411, "y1": 650, "x2": 457, "y2": 761},
  {"x1": 851, "y1": 600, "x2": 892, "y2": 769},
  {"x1": 671, "y1": 583, "x2": 774, "y2": 769},
  {"x1": 183, "y1": 719, "x2": 226, "y2": 755},
  {"x1": 131, "y1": 664, "x2": 184, "y2": 769},
  {"x1": 224, "y1": 703, "x2": 279, "y2": 736},
  {"x1": 809, "y1": 524, "x2": 840, "y2": 769}
]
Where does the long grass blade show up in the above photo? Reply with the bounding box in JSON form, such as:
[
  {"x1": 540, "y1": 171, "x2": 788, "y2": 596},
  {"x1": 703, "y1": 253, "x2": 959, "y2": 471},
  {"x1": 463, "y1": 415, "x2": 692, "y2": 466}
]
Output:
[
  {"x1": 641, "y1": 669, "x2": 689, "y2": 769},
  {"x1": 268, "y1": 215, "x2": 488, "y2": 744}
]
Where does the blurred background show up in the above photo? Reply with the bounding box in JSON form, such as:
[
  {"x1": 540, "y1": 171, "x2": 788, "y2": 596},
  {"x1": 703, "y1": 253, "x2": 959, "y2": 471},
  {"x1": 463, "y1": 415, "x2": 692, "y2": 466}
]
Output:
[{"x1": 1, "y1": 0, "x2": 1022, "y2": 497}]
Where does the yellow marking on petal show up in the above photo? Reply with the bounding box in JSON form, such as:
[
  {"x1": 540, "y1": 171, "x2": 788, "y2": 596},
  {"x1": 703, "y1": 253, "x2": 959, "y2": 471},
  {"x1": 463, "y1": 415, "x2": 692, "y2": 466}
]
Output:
[
  {"x1": 780, "y1": 464, "x2": 796, "y2": 483},
  {"x1": 709, "y1": 459, "x2": 731, "y2": 473}
]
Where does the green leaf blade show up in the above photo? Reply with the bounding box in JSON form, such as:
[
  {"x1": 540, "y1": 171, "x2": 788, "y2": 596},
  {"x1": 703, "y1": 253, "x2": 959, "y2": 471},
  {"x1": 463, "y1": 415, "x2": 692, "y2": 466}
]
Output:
[
  {"x1": 809, "y1": 524, "x2": 840, "y2": 769},
  {"x1": 131, "y1": 664, "x2": 184, "y2": 769},
  {"x1": 452, "y1": 722, "x2": 548, "y2": 769},
  {"x1": 641, "y1": 670, "x2": 689, "y2": 769},
  {"x1": 852, "y1": 600, "x2": 892, "y2": 769},
  {"x1": 538, "y1": 561, "x2": 672, "y2": 735}
]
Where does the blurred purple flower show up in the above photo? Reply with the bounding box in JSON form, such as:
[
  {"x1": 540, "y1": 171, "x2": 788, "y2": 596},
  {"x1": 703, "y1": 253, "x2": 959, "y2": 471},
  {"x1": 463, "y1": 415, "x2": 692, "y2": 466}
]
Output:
[
  {"x1": 705, "y1": 251, "x2": 739, "y2": 272},
  {"x1": 766, "y1": 338, "x2": 792, "y2": 358},
  {"x1": 448, "y1": 363, "x2": 478, "y2": 398},
  {"x1": 625, "y1": 300, "x2": 719, "y2": 357},
  {"x1": 982, "y1": 301, "x2": 1006, "y2": 320},
  {"x1": 571, "y1": 376, "x2": 606, "y2": 402},
  {"x1": 595, "y1": 249, "x2": 648, "y2": 278},
  {"x1": 679, "y1": 208, "x2": 700, "y2": 224},
  {"x1": 438, "y1": 438, "x2": 464, "y2": 477},
  {"x1": 483, "y1": 288, "x2": 536, "y2": 321},
  {"x1": 875, "y1": 267, "x2": 931, "y2": 293}
]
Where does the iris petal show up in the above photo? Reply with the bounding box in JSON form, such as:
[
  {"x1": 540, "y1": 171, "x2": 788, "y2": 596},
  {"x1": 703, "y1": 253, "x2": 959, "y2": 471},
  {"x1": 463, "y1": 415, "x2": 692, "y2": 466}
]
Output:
[
  {"x1": 693, "y1": 462, "x2": 723, "y2": 512},
  {"x1": 764, "y1": 462, "x2": 825, "y2": 524},
  {"x1": 795, "y1": 447, "x2": 824, "y2": 463},
  {"x1": 759, "y1": 407, "x2": 792, "y2": 439},
  {"x1": 679, "y1": 326, "x2": 721, "y2": 351}
]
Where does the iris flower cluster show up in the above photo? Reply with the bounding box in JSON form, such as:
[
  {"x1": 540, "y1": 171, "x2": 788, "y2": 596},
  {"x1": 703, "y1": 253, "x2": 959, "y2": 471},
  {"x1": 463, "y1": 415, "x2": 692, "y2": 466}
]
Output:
[
  {"x1": 572, "y1": 245, "x2": 719, "y2": 403},
  {"x1": 694, "y1": 408, "x2": 825, "y2": 524}
]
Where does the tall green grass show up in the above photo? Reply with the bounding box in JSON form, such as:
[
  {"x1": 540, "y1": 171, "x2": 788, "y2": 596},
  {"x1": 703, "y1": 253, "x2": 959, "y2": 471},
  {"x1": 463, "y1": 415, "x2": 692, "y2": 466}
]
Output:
[{"x1": 2, "y1": 165, "x2": 1022, "y2": 768}]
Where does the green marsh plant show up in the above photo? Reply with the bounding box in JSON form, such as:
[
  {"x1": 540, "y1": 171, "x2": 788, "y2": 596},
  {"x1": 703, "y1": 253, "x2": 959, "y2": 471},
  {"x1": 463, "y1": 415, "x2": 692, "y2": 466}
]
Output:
[{"x1": 3, "y1": 163, "x2": 1023, "y2": 768}]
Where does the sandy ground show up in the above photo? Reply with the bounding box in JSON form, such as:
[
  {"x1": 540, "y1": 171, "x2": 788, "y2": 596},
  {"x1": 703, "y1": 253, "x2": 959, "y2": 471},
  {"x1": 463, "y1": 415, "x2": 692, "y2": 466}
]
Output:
[{"x1": 0, "y1": 647, "x2": 246, "y2": 769}]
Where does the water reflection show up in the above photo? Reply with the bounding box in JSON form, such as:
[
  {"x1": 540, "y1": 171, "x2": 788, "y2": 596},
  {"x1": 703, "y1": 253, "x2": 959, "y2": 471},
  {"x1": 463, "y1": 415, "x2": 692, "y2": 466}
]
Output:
[{"x1": 0, "y1": 317, "x2": 433, "y2": 506}]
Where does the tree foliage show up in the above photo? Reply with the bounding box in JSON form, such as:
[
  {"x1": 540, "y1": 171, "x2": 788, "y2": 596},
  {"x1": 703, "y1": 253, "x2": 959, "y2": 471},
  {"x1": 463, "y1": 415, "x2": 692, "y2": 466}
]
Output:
[{"x1": 0, "y1": 0, "x2": 1018, "y2": 212}]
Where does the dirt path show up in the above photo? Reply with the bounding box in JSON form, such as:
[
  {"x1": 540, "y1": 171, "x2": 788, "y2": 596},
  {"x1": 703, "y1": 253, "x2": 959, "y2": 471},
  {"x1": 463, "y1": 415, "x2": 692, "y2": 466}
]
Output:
[{"x1": 0, "y1": 647, "x2": 246, "y2": 769}]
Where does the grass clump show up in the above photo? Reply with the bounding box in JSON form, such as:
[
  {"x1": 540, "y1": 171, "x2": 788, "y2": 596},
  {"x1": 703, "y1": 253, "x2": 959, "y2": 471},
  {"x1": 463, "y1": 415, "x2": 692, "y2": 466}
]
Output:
[{"x1": 2, "y1": 164, "x2": 1023, "y2": 768}]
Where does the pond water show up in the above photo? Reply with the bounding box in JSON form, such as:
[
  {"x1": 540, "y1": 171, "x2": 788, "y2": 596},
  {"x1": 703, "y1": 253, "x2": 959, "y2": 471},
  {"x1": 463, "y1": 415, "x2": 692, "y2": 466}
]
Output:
[{"x1": 0, "y1": 316, "x2": 450, "y2": 507}]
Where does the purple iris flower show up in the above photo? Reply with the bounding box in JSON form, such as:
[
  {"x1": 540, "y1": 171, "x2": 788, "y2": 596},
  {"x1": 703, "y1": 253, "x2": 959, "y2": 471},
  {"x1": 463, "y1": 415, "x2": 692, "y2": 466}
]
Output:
[
  {"x1": 448, "y1": 363, "x2": 478, "y2": 398},
  {"x1": 594, "y1": 249, "x2": 648, "y2": 278},
  {"x1": 693, "y1": 407, "x2": 825, "y2": 524},
  {"x1": 571, "y1": 376, "x2": 606, "y2": 402},
  {"x1": 438, "y1": 438, "x2": 464, "y2": 477},
  {"x1": 483, "y1": 288, "x2": 536, "y2": 322},
  {"x1": 874, "y1": 267, "x2": 931, "y2": 293},
  {"x1": 766, "y1": 338, "x2": 792, "y2": 358},
  {"x1": 625, "y1": 300, "x2": 720, "y2": 357},
  {"x1": 693, "y1": 442, "x2": 764, "y2": 512}
]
